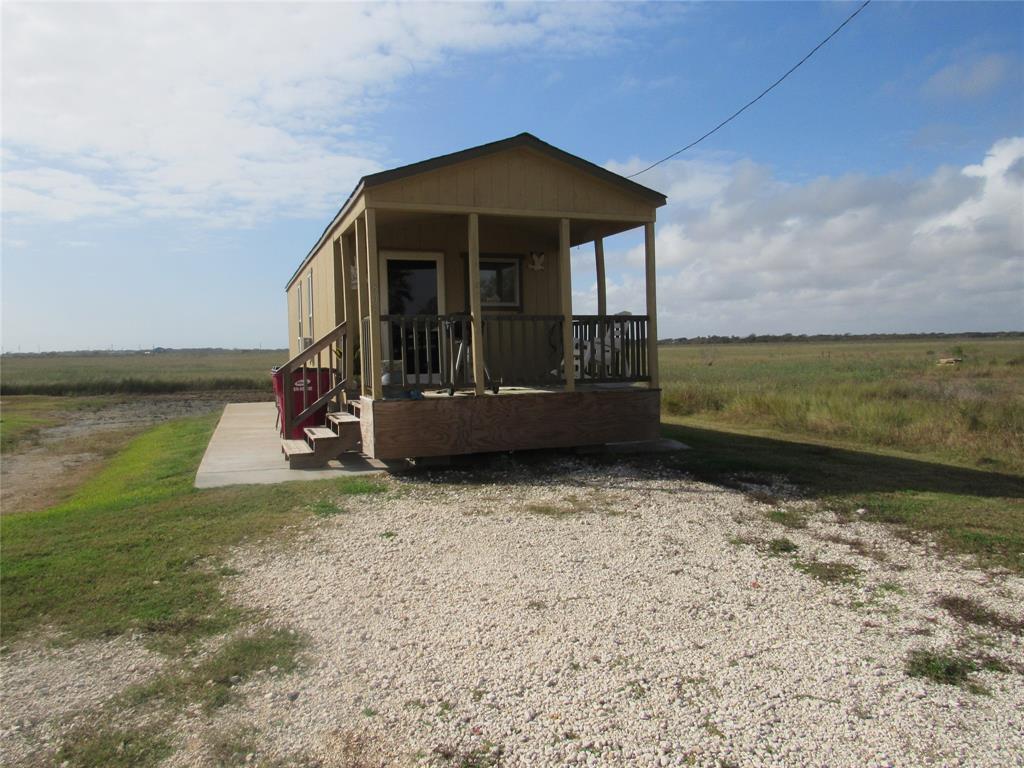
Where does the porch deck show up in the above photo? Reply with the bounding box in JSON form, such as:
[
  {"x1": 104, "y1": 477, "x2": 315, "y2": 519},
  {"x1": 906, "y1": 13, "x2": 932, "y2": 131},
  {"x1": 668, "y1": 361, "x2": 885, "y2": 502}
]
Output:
[{"x1": 194, "y1": 402, "x2": 400, "y2": 489}]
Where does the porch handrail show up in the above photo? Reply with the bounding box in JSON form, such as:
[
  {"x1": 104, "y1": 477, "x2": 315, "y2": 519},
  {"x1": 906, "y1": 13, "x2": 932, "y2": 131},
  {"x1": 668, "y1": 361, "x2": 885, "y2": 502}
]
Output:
[
  {"x1": 572, "y1": 314, "x2": 650, "y2": 383},
  {"x1": 281, "y1": 320, "x2": 348, "y2": 438}
]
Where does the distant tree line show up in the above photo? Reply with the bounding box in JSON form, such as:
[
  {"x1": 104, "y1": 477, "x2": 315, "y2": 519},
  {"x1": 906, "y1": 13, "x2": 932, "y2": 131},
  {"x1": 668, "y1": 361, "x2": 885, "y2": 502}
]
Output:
[
  {"x1": 658, "y1": 331, "x2": 1023, "y2": 345},
  {"x1": 0, "y1": 347, "x2": 286, "y2": 357}
]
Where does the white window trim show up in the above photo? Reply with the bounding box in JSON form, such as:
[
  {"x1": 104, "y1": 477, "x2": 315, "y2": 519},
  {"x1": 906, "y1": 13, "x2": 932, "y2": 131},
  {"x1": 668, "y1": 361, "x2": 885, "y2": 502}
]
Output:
[
  {"x1": 378, "y1": 251, "x2": 446, "y2": 315},
  {"x1": 306, "y1": 271, "x2": 314, "y2": 339}
]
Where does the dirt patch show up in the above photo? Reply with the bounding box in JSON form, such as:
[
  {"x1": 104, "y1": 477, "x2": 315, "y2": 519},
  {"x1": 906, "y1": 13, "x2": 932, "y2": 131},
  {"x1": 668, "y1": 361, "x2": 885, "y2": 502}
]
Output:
[{"x1": 0, "y1": 392, "x2": 263, "y2": 515}]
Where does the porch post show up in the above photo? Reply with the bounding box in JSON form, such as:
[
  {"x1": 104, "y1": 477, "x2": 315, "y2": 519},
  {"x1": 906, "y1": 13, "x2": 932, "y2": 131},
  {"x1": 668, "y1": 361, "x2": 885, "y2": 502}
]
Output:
[
  {"x1": 595, "y1": 237, "x2": 607, "y2": 317},
  {"x1": 354, "y1": 219, "x2": 368, "y2": 397},
  {"x1": 467, "y1": 213, "x2": 486, "y2": 395},
  {"x1": 644, "y1": 221, "x2": 659, "y2": 389},
  {"x1": 338, "y1": 233, "x2": 355, "y2": 387},
  {"x1": 364, "y1": 208, "x2": 383, "y2": 400},
  {"x1": 559, "y1": 218, "x2": 575, "y2": 392}
]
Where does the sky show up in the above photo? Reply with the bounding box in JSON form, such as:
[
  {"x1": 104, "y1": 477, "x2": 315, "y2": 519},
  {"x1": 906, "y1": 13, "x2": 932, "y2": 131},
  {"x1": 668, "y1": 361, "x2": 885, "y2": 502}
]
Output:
[{"x1": 2, "y1": 1, "x2": 1022, "y2": 351}]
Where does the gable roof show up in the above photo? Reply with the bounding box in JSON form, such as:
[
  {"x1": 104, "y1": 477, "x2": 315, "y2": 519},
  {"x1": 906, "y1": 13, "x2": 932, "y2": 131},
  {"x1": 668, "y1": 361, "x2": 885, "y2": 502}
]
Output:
[{"x1": 288, "y1": 133, "x2": 667, "y2": 289}]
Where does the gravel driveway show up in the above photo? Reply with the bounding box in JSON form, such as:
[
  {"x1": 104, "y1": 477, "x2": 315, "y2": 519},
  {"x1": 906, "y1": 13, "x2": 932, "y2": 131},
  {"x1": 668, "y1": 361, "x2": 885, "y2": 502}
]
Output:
[{"x1": 216, "y1": 458, "x2": 1023, "y2": 768}]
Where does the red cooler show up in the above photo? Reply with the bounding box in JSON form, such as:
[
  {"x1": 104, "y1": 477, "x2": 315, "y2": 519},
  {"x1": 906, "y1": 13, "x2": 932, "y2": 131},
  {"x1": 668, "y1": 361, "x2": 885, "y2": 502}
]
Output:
[{"x1": 271, "y1": 366, "x2": 333, "y2": 439}]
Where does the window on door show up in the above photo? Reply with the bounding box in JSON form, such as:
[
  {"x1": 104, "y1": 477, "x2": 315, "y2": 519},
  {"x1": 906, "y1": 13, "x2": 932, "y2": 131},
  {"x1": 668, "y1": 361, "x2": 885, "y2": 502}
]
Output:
[{"x1": 387, "y1": 259, "x2": 440, "y2": 315}]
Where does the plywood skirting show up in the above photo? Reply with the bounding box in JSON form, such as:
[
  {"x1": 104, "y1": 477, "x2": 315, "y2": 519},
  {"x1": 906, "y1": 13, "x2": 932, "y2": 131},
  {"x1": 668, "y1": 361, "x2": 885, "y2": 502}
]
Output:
[{"x1": 361, "y1": 389, "x2": 660, "y2": 459}]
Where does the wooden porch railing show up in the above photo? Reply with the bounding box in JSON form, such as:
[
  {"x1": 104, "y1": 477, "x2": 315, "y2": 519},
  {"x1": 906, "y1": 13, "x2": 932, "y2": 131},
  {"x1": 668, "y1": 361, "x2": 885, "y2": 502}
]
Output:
[
  {"x1": 572, "y1": 314, "x2": 650, "y2": 383},
  {"x1": 280, "y1": 320, "x2": 348, "y2": 438},
  {"x1": 482, "y1": 314, "x2": 564, "y2": 387},
  {"x1": 364, "y1": 313, "x2": 649, "y2": 395},
  {"x1": 377, "y1": 313, "x2": 473, "y2": 394}
]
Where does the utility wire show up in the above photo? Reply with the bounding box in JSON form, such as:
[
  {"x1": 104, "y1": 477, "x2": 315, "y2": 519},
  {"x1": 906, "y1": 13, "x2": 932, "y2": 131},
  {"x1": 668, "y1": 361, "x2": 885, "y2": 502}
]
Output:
[{"x1": 627, "y1": 0, "x2": 872, "y2": 178}]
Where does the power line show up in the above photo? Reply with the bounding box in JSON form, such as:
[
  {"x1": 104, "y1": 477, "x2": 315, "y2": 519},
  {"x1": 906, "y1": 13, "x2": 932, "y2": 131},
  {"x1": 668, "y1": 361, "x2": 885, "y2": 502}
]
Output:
[{"x1": 627, "y1": 0, "x2": 872, "y2": 179}]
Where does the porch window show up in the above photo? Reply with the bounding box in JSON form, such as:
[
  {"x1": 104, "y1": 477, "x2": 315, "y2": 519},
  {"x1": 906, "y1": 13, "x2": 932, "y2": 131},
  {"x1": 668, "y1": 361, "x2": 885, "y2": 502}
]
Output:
[{"x1": 479, "y1": 256, "x2": 521, "y2": 309}]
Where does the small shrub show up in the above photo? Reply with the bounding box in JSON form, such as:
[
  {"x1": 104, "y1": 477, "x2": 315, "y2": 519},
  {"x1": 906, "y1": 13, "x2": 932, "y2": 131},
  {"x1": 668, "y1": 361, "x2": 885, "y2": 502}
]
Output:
[{"x1": 905, "y1": 649, "x2": 980, "y2": 690}]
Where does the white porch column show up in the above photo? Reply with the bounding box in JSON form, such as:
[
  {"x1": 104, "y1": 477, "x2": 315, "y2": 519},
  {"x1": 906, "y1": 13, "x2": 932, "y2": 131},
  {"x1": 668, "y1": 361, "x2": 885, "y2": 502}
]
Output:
[
  {"x1": 559, "y1": 217, "x2": 575, "y2": 392},
  {"x1": 467, "y1": 213, "x2": 486, "y2": 395},
  {"x1": 644, "y1": 221, "x2": 659, "y2": 389}
]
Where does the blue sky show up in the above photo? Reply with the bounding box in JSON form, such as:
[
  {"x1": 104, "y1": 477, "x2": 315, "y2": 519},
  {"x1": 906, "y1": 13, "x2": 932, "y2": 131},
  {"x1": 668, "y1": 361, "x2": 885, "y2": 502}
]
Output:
[{"x1": 2, "y1": 1, "x2": 1022, "y2": 351}]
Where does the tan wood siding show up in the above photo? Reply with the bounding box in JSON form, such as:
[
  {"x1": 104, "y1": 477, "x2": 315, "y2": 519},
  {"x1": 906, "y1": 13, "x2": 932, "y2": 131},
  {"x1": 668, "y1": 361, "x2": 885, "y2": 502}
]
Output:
[{"x1": 369, "y1": 146, "x2": 653, "y2": 220}]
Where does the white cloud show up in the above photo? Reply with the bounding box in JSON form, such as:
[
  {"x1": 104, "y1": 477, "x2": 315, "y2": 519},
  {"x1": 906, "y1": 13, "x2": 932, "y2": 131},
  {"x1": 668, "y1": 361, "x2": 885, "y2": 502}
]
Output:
[
  {"x1": 1, "y1": 2, "x2": 648, "y2": 225},
  {"x1": 599, "y1": 138, "x2": 1024, "y2": 336},
  {"x1": 922, "y1": 52, "x2": 1015, "y2": 100}
]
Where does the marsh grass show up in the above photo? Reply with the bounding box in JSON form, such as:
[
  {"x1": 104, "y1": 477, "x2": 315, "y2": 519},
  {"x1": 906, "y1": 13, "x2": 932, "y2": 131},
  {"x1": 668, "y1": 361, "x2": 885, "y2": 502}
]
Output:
[
  {"x1": 1, "y1": 349, "x2": 284, "y2": 395},
  {"x1": 661, "y1": 339, "x2": 1024, "y2": 474}
]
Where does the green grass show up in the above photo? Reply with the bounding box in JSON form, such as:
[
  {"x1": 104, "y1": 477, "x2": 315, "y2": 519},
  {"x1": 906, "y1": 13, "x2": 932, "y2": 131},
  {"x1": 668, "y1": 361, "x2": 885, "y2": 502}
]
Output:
[
  {"x1": 0, "y1": 395, "x2": 114, "y2": 452},
  {"x1": 936, "y1": 595, "x2": 1023, "y2": 634},
  {"x1": 658, "y1": 422, "x2": 1024, "y2": 574},
  {"x1": 1, "y1": 349, "x2": 284, "y2": 395},
  {"x1": 124, "y1": 628, "x2": 303, "y2": 711},
  {"x1": 55, "y1": 724, "x2": 173, "y2": 768},
  {"x1": 792, "y1": 559, "x2": 862, "y2": 585},
  {"x1": 0, "y1": 415, "x2": 386, "y2": 646},
  {"x1": 767, "y1": 537, "x2": 799, "y2": 554},
  {"x1": 660, "y1": 338, "x2": 1024, "y2": 475},
  {"x1": 904, "y1": 649, "x2": 984, "y2": 692}
]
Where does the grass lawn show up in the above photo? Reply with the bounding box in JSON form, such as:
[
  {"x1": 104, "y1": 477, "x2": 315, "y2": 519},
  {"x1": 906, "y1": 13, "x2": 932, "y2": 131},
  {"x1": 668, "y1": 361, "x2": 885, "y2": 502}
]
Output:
[{"x1": 0, "y1": 414, "x2": 385, "y2": 649}]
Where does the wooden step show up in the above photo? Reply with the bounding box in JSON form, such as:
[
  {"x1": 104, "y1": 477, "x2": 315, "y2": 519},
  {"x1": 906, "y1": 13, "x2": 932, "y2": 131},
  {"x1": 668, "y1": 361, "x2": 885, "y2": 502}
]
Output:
[
  {"x1": 281, "y1": 439, "x2": 314, "y2": 457},
  {"x1": 281, "y1": 438, "x2": 325, "y2": 469},
  {"x1": 327, "y1": 412, "x2": 359, "y2": 426},
  {"x1": 305, "y1": 427, "x2": 341, "y2": 447},
  {"x1": 320, "y1": 417, "x2": 361, "y2": 453}
]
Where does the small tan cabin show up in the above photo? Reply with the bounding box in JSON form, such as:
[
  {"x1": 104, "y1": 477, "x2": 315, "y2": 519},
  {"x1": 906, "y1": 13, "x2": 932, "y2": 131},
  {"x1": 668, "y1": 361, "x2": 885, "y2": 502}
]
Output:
[{"x1": 279, "y1": 133, "x2": 666, "y2": 464}]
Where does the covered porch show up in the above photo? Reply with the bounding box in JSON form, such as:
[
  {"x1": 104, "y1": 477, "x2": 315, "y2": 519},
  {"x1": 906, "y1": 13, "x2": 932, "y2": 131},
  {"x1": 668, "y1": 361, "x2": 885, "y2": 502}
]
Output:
[{"x1": 280, "y1": 133, "x2": 666, "y2": 461}]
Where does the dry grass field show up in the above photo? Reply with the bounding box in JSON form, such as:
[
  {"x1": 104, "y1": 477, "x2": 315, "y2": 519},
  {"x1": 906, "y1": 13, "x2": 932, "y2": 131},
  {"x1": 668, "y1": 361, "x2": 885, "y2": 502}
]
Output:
[
  {"x1": 1, "y1": 338, "x2": 1021, "y2": 766},
  {"x1": 660, "y1": 337, "x2": 1024, "y2": 475},
  {"x1": 0, "y1": 349, "x2": 285, "y2": 395}
]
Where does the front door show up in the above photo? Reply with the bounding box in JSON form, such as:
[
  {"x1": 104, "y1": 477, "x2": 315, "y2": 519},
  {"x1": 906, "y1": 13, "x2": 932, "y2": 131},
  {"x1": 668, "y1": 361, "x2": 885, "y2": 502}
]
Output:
[{"x1": 380, "y1": 252, "x2": 445, "y2": 385}]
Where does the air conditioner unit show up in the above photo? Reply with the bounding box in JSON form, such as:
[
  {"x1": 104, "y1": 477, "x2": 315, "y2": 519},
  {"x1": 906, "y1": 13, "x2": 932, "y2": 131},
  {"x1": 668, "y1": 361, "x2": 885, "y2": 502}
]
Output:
[{"x1": 298, "y1": 336, "x2": 313, "y2": 350}]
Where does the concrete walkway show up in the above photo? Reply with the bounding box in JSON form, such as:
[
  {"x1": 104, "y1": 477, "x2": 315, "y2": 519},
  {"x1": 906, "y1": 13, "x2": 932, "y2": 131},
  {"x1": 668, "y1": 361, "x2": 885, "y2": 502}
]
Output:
[{"x1": 194, "y1": 402, "x2": 395, "y2": 489}]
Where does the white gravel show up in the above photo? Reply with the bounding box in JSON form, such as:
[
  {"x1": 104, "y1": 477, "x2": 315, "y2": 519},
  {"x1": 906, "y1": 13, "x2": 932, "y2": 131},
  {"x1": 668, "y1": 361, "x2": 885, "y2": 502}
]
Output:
[
  {"x1": 0, "y1": 634, "x2": 165, "y2": 764},
  {"x1": 215, "y1": 458, "x2": 1024, "y2": 768}
]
